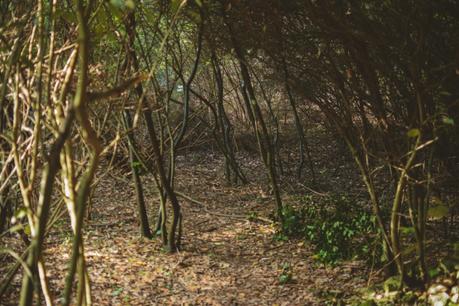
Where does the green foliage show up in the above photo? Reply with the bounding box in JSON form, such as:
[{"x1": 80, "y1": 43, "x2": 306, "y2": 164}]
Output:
[
  {"x1": 280, "y1": 204, "x2": 306, "y2": 237},
  {"x1": 383, "y1": 276, "x2": 401, "y2": 293},
  {"x1": 428, "y1": 197, "x2": 449, "y2": 219},
  {"x1": 131, "y1": 161, "x2": 142, "y2": 170},
  {"x1": 278, "y1": 262, "x2": 293, "y2": 285},
  {"x1": 111, "y1": 286, "x2": 123, "y2": 296},
  {"x1": 246, "y1": 211, "x2": 258, "y2": 222},
  {"x1": 442, "y1": 116, "x2": 455, "y2": 126},
  {"x1": 109, "y1": 0, "x2": 135, "y2": 12},
  {"x1": 407, "y1": 128, "x2": 420, "y2": 138},
  {"x1": 280, "y1": 195, "x2": 375, "y2": 265},
  {"x1": 130, "y1": 161, "x2": 148, "y2": 176}
]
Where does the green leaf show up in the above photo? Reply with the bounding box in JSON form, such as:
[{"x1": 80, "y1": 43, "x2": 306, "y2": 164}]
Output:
[
  {"x1": 400, "y1": 226, "x2": 415, "y2": 235},
  {"x1": 110, "y1": 0, "x2": 124, "y2": 9},
  {"x1": 442, "y1": 116, "x2": 455, "y2": 125},
  {"x1": 428, "y1": 267, "x2": 441, "y2": 278},
  {"x1": 131, "y1": 161, "x2": 141, "y2": 169},
  {"x1": 24, "y1": 224, "x2": 31, "y2": 236},
  {"x1": 109, "y1": 0, "x2": 134, "y2": 14},
  {"x1": 125, "y1": 0, "x2": 135, "y2": 9},
  {"x1": 278, "y1": 273, "x2": 292, "y2": 284},
  {"x1": 112, "y1": 287, "x2": 123, "y2": 296},
  {"x1": 195, "y1": 0, "x2": 202, "y2": 7},
  {"x1": 407, "y1": 128, "x2": 420, "y2": 138},
  {"x1": 383, "y1": 276, "x2": 401, "y2": 293},
  {"x1": 14, "y1": 207, "x2": 27, "y2": 219},
  {"x1": 108, "y1": 1, "x2": 124, "y2": 19},
  {"x1": 428, "y1": 204, "x2": 449, "y2": 219}
]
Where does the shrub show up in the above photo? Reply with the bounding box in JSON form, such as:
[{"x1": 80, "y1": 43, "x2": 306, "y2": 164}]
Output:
[{"x1": 280, "y1": 195, "x2": 375, "y2": 264}]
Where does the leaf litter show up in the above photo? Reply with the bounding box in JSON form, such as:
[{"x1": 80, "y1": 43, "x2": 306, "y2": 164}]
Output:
[{"x1": 1, "y1": 130, "x2": 371, "y2": 305}]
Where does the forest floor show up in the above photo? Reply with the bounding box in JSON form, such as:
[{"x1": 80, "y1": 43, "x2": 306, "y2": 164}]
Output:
[{"x1": 2, "y1": 128, "x2": 378, "y2": 305}]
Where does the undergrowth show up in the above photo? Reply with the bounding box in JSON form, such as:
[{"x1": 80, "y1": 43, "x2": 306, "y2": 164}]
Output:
[{"x1": 276, "y1": 194, "x2": 377, "y2": 265}]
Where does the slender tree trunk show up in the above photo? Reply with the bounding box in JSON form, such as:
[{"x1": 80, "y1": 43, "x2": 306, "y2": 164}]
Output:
[
  {"x1": 281, "y1": 57, "x2": 316, "y2": 183},
  {"x1": 211, "y1": 51, "x2": 247, "y2": 184},
  {"x1": 223, "y1": 10, "x2": 284, "y2": 224},
  {"x1": 124, "y1": 12, "x2": 182, "y2": 252},
  {"x1": 123, "y1": 110, "x2": 153, "y2": 238}
]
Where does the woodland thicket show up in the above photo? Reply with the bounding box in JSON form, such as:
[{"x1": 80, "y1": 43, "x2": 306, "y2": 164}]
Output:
[{"x1": 1, "y1": 0, "x2": 458, "y2": 305}]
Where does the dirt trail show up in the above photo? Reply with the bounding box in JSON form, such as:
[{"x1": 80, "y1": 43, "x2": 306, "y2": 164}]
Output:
[
  {"x1": 2, "y1": 146, "x2": 369, "y2": 305},
  {"x1": 66, "y1": 153, "x2": 367, "y2": 305}
]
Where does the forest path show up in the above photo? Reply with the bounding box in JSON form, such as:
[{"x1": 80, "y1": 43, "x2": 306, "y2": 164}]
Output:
[
  {"x1": 2, "y1": 148, "x2": 369, "y2": 305},
  {"x1": 54, "y1": 152, "x2": 367, "y2": 305}
]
